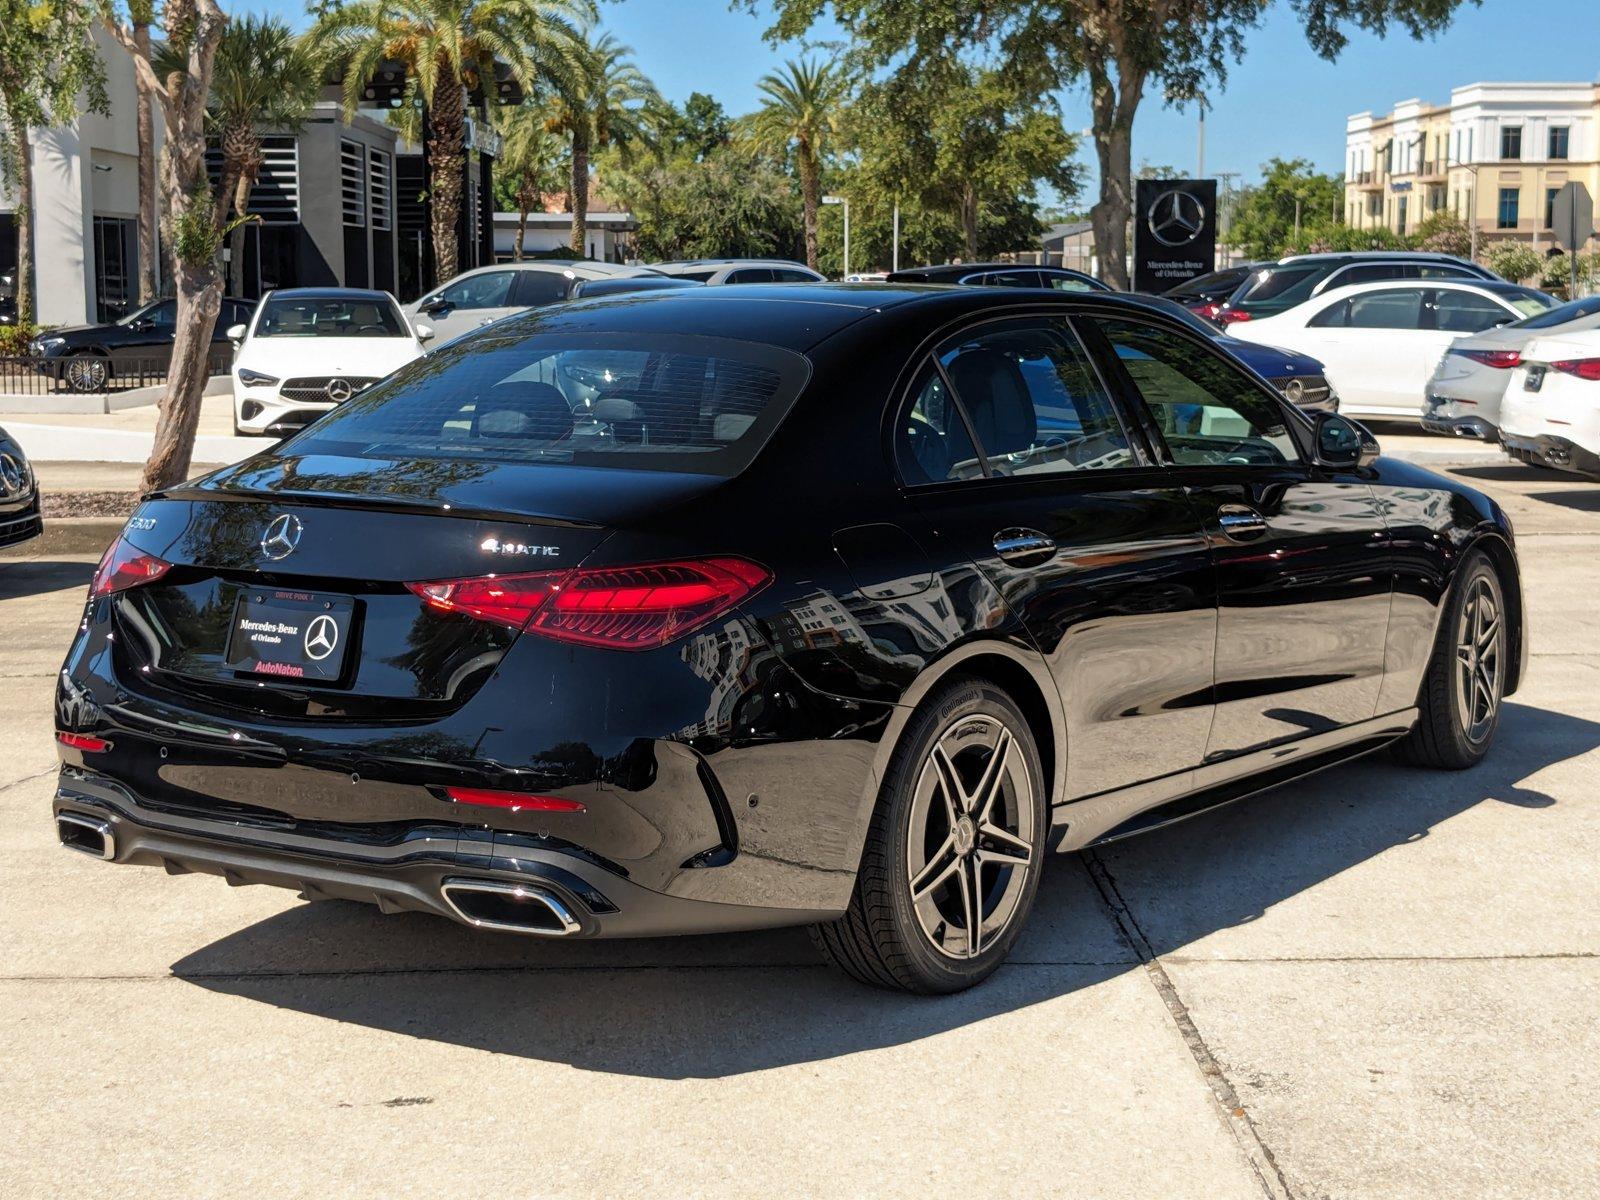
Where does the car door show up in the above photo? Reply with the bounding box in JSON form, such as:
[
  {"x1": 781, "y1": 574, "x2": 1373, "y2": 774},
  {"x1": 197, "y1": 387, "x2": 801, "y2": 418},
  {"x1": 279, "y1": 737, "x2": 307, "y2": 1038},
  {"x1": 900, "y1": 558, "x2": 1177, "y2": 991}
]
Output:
[
  {"x1": 416, "y1": 270, "x2": 517, "y2": 343},
  {"x1": 1303, "y1": 286, "x2": 1435, "y2": 414},
  {"x1": 110, "y1": 299, "x2": 178, "y2": 375},
  {"x1": 1083, "y1": 314, "x2": 1391, "y2": 760},
  {"x1": 896, "y1": 312, "x2": 1218, "y2": 801}
]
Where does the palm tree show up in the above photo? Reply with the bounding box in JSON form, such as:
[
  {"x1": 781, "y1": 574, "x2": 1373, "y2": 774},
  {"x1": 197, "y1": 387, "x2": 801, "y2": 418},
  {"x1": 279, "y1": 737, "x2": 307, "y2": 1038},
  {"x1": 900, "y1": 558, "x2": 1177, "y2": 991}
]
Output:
[
  {"x1": 493, "y1": 101, "x2": 563, "y2": 259},
  {"x1": 162, "y1": 16, "x2": 325, "y2": 297},
  {"x1": 545, "y1": 31, "x2": 656, "y2": 258},
  {"x1": 128, "y1": 0, "x2": 159, "y2": 304},
  {"x1": 750, "y1": 59, "x2": 848, "y2": 272},
  {"x1": 314, "y1": 0, "x2": 591, "y2": 284}
]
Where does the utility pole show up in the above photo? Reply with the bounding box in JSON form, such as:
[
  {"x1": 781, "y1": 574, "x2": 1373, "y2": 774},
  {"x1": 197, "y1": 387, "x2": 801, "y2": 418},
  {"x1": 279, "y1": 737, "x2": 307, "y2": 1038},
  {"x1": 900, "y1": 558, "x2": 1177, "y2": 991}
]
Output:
[
  {"x1": 892, "y1": 201, "x2": 900, "y2": 272},
  {"x1": 1216, "y1": 170, "x2": 1240, "y2": 262},
  {"x1": 1197, "y1": 102, "x2": 1206, "y2": 179}
]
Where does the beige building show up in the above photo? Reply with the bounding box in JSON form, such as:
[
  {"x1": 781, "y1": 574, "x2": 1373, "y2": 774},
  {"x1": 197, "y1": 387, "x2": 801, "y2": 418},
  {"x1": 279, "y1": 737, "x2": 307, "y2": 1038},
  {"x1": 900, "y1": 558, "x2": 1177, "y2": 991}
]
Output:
[{"x1": 1346, "y1": 82, "x2": 1600, "y2": 250}]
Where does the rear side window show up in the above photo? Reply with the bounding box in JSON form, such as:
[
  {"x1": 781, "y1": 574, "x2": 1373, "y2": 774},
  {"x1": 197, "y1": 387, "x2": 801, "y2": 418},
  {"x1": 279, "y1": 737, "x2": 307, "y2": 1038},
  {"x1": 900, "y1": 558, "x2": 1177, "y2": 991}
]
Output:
[
  {"x1": 1334, "y1": 264, "x2": 1414, "y2": 287},
  {"x1": 972, "y1": 270, "x2": 1042, "y2": 288},
  {"x1": 438, "y1": 271, "x2": 514, "y2": 309},
  {"x1": 726, "y1": 268, "x2": 776, "y2": 284},
  {"x1": 1431, "y1": 290, "x2": 1513, "y2": 334},
  {"x1": 898, "y1": 362, "x2": 984, "y2": 484},
  {"x1": 1238, "y1": 265, "x2": 1320, "y2": 306},
  {"x1": 277, "y1": 330, "x2": 808, "y2": 476},
  {"x1": 1311, "y1": 289, "x2": 1425, "y2": 330},
  {"x1": 511, "y1": 271, "x2": 571, "y2": 307}
]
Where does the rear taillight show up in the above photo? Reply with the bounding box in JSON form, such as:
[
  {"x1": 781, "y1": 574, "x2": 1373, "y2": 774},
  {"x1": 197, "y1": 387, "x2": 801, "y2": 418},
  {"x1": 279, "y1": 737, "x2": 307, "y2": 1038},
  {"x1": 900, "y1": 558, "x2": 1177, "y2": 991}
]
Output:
[
  {"x1": 1453, "y1": 348, "x2": 1522, "y2": 369},
  {"x1": 57, "y1": 731, "x2": 110, "y2": 753},
  {"x1": 1216, "y1": 309, "x2": 1252, "y2": 324},
  {"x1": 90, "y1": 535, "x2": 172, "y2": 598},
  {"x1": 1550, "y1": 358, "x2": 1600, "y2": 381},
  {"x1": 1193, "y1": 302, "x2": 1223, "y2": 321},
  {"x1": 408, "y1": 557, "x2": 770, "y2": 649}
]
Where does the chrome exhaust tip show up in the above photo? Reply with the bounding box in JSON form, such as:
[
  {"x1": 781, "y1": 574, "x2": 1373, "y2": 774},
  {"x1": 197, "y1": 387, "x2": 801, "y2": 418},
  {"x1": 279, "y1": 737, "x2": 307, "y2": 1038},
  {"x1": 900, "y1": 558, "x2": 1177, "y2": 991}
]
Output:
[
  {"x1": 440, "y1": 878, "x2": 582, "y2": 936},
  {"x1": 57, "y1": 812, "x2": 115, "y2": 860}
]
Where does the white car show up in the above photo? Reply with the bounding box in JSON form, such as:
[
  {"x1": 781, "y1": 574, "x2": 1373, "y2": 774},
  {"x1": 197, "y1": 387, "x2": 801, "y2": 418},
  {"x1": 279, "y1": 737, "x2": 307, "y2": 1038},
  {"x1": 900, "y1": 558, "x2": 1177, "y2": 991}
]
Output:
[
  {"x1": 1423, "y1": 295, "x2": 1600, "y2": 442},
  {"x1": 1498, "y1": 329, "x2": 1600, "y2": 477},
  {"x1": 230, "y1": 288, "x2": 430, "y2": 437},
  {"x1": 1230, "y1": 279, "x2": 1553, "y2": 419},
  {"x1": 405, "y1": 261, "x2": 657, "y2": 345},
  {"x1": 650, "y1": 259, "x2": 824, "y2": 284}
]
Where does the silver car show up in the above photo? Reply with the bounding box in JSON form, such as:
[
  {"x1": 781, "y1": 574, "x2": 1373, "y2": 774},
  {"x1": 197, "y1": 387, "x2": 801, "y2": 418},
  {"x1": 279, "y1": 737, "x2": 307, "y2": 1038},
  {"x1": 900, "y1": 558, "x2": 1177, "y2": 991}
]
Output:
[
  {"x1": 404, "y1": 261, "x2": 659, "y2": 345},
  {"x1": 1424, "y1": 295, "x2": 1600, "y2": 441},
  {"x1": 649, "y1": 259, "x2": 824, "y2": 284}
]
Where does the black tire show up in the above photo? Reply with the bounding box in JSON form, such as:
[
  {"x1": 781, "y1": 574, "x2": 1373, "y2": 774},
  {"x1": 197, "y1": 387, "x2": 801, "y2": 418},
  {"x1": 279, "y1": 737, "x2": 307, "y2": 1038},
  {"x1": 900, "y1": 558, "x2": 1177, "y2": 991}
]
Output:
[
  {"x1": 811, "y1": 677, "x2": 1047, "y2": 993},
  {"x1": 1393, "y1": 550, "x2": 1507, "y2": 770}
]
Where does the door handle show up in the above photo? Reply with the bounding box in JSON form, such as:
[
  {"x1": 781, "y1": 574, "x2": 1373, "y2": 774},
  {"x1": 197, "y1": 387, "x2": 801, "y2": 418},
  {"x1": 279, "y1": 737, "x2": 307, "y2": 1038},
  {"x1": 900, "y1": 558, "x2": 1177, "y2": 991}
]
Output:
[
  {"x1": 993, "y1": 527, "x2": 1056, "y2": 564},
  {"x1": 1216, "y1": 504, "x2": 1268, "y2": 541}
]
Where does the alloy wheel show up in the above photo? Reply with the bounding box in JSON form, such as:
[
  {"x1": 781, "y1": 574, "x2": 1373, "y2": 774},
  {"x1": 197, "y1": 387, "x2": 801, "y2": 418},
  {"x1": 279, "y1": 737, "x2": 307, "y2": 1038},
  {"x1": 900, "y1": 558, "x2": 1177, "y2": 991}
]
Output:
[
  {"x1": 1454, "y1": 576, "x2": 1503, "y2": 744},
  {"x1": 905, "y1": 713, "x2": 1037, "y2": 960},
  {"x1": 66, "y1": 356, "x2": 108, "y2": 393}
]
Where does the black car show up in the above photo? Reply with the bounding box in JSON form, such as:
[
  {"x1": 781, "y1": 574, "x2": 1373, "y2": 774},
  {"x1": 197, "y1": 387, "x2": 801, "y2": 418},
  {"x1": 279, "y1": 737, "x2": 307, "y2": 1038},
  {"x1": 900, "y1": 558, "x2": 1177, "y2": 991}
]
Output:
[
  {"x1": 29, "y1": 296, "x2": 255, "y2": 391},
  {"x1": 0, "y1": 272, "x2": 16, "y2": 328},
  {"x1": 887, "y1": 262, "x2": 1111, "y2": 292},
  {"x1": 0, "y1": 425, "x2": 42, "y2": 549},
  {"x1": 1162, "y1": 264, "x2": 1261, "y2": 321},
  {"x1": 52, "y1": 285, "x2": 1524, "y2": 993},
  {"x1": 1217, "y1": 252, "x2": 1498, "y2": 326}
]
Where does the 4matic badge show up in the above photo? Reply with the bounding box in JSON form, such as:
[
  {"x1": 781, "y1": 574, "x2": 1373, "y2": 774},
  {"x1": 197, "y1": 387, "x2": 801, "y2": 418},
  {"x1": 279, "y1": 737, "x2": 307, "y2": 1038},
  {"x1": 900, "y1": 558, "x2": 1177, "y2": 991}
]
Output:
[{"x1": 480, "y1": 537, "x2": 560, "y2": 558}]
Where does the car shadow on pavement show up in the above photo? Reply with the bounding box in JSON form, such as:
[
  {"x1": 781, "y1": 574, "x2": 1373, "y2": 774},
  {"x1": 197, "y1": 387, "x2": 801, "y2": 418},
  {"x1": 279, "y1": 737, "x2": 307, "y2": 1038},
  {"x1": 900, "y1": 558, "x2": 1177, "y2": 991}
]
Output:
[
  {"x1": 171, "y1": 700, "x2": 1595, "y2": 1078},
  {"x1": 0, "y1": 559, "x2": 94, "y2": 601}
]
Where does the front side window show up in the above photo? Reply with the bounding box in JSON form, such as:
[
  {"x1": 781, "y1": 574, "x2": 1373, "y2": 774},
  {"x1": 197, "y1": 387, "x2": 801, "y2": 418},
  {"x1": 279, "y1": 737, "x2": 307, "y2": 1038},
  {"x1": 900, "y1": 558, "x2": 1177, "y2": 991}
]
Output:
[
  {"x1": 1090, "y1": 317, "x2": 1297, "y2": 468},
  {"x1": 1498, "y1": 187, "x2": 1520, "y2": 229},
  {"x1": 437, "y1": 271, "x2": 514, "y2": 310},
  {"x1": 1238, "y1": 265, "x2": 1321, "y2": 307},
  {"x1": 254, "y1": 296, "x2": 407, "y2": 338},
  {"x1": 277, "y1": 331, "x2": 805, "y2": 476},
  {"x1": 971, "y1": 270, "x2": 1041, "y2": 289},
  {"x1": 1430, "y1": 290, "x2": 1514, "y2": 334},
  {"x1": 931, "y1": 318, "x2": 1135, "y2": 478},
  {"x1": 726, "y1": 268, "x2": 776, "y2": 284},
  {"x1": 1500, "y1": 125, "x2": 1522, "y2": 160},
  {"x1": 1042, "y1": 271, "x2": 1098, "y2": 293},
  {"x1": 124, "y1": 299, "x2": 176, "y2": 328},
  {"x1": 1311, "y1": 288, "x2": 1426, "y2": 330}
]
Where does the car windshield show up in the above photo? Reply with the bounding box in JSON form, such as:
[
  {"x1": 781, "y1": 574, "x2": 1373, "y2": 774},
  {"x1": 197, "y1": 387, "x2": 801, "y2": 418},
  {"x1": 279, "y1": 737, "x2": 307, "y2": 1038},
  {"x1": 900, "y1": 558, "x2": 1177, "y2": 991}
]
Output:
[
  {"x1": 1509, "y1": 294, "x2": 1600, "y2": 328},
  {"x1": 1235, "y1": 265, "x2": 1322, "y2": 306},
  {"x1": 1495, "y1": 287, "x2": 1557, "y2": 318},
  {"x1": 276, "y1": 329, "x2": 808, "y2": 476},
  {"x1": 255, "y1": 296, "x2": 407, "y2": 338}
]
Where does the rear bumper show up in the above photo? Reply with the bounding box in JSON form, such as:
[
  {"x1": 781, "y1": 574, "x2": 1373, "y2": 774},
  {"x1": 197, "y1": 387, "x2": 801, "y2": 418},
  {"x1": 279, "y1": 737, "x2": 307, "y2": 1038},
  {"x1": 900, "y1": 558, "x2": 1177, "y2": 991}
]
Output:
[
  {"x1": 54, "y1": 768, "x2": 838, "y2": 938},
  {"x1": 1501, "y1": 431, "x2": 1600, "y2": 477},
  {"x1": 1421, "y1": 413, "x2": 1500, "y2": 442}
]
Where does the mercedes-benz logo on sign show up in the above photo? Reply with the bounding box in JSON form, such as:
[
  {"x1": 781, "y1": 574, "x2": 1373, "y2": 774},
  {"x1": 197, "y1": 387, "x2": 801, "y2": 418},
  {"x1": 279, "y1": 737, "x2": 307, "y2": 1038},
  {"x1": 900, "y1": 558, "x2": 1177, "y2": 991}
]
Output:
[
  {"x1": 260, "y1": 514, "x2": 303, "y2": 561},
  {"x1": 324, "y1": 378, "x2": 354, "y2": 402},
  {"x1": 0, "y1": 454, "x2": 22, "y2": 498},
  {"x1": 303, "y1": 614, "x2": 339, "y2": 661},
  {"x1": 1147, "y1": 188, "x2": 1207, "y2": 248}
]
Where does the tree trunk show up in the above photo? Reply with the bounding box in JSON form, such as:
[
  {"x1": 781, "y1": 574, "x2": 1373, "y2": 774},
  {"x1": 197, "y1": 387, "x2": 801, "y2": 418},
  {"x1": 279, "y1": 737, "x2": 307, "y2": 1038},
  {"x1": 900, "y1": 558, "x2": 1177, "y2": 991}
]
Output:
[
  {"x1": 143, "y1": 258, "x2": 222, "y2": 490},
  {"x1": 428, "y1": 69, "x2": 466, "y2": 283},
  {"x1": 133, "y1": 19, "x2": 158, "y2": 303},
  {"x1": 1086, "y1": 56, "x2": 1142, "y2": 291},
  {"x1": 961, "y1": 183, "x2": 980, "y2": 262},
  {"x1": 799, "y1": 142, "x2": 820, "y2": 271},
  {"x1": 515, "y1": 182, "x2": 533, "y2": 261},
  {"x1": 228, "y1": 167, "x2": 253, "y2": 296},
  {"x1": 569, "y1": 128, "x2": 589, "y2": 257},
  {"x1": 9, "y1": 119, "x2": 34, "y2": 327}
]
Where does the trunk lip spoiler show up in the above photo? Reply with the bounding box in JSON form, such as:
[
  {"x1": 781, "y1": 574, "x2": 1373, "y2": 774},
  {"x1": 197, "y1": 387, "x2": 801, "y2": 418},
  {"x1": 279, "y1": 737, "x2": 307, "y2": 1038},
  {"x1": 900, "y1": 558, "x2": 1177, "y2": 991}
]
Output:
[{"x1": 144, "y1": 485, "x2": 605, "y2": 529}]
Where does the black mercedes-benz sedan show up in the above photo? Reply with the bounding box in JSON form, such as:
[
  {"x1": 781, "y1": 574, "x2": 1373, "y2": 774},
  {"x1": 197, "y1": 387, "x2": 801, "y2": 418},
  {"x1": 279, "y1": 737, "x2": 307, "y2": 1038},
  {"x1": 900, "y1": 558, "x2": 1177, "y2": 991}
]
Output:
[
  {"x1": 52, "y1": 284, "x2": 1526, "y2": 993},
  {"x1": 0, "y1": 425, "x2": 42, "y2": 549}
]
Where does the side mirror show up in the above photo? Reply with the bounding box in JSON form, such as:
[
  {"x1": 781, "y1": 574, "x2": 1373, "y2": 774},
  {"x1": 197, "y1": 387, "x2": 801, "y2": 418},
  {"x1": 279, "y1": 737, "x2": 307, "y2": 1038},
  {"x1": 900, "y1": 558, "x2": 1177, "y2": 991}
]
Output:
[
  {"x1": 225, "y1": 323, "x2": 246, "y2": 343},
  {"x1": 1313, "y1": 412, "x2": 1379, "y2": 470},
  {"x1": 421, "y1": 298, "x2": 449, "y2": 316},
  {"x1": 414, "y1": 322, "x2": 434, "y2": 343},
  {"x1": 130, "y1": 318, "x2": 153, "y2": 332}
]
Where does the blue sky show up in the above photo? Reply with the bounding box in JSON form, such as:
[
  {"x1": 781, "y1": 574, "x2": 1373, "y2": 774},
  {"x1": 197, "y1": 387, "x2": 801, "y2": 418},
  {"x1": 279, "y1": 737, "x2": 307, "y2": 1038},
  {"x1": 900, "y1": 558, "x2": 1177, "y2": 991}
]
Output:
[{"x1": 247, "y1": 0, "x2": 1599, "y2": 196}]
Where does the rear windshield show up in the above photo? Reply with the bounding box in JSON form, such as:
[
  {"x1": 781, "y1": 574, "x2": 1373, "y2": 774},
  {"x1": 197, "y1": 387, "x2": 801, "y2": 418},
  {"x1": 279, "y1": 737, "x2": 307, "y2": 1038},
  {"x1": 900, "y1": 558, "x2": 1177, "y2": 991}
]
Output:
[
  {"x1": 257, "y1": 296, "x2": 406, "y2": 337},
  {"x1": 1236, "y1": 265, "x2": 1322, "y2": 307},
  {"x1": 1166, "y1": 269, "x2": 1242, "y2": 299},
  {"x1": 1510, "y1": 294, "x2": 1600, "y2": 329},
  {"x1": 276, "y1": 330, "x2": 808, "y2": 475}
]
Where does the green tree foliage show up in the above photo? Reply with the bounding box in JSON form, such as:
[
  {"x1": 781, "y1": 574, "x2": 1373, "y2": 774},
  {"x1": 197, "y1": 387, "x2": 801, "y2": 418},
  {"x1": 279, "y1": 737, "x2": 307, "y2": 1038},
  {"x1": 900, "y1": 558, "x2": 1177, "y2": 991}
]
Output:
[
  {"x1": 748, "y1": 58, "x2": 849, "y2": 271},
  {"x1": 1481, "y1": 240, "x2": 1543, "y2": 285},
  {"x1": 493, "y1": 100, "x2": 567, "y2": 257},
  {"x1": 1411, "y1": 210, "x2": 1471, "y2": 257},
  {"x1": 756, "y1": 0, "x2": 1481, "y2": 289},
  {"x1": 1226, "y1": 157, "x2": 1344, "y2": 258},
  {"x1": 0, "y1": 0, "x2": 109, "y2": 325}
]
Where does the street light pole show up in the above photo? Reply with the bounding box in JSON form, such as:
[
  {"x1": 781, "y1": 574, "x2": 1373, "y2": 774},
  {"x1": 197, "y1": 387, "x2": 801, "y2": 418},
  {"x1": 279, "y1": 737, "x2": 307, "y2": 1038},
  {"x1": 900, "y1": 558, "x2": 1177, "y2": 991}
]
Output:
[{"x1": 892, "y1": 201, "x2": 900, "y2": 272}]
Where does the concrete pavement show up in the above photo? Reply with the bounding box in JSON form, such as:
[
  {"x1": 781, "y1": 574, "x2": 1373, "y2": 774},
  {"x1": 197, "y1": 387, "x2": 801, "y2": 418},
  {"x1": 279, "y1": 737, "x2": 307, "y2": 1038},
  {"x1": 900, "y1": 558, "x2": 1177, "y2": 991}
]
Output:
[{"x1": 1, "y1": 463, "x2": 1596, "y2": 1198}]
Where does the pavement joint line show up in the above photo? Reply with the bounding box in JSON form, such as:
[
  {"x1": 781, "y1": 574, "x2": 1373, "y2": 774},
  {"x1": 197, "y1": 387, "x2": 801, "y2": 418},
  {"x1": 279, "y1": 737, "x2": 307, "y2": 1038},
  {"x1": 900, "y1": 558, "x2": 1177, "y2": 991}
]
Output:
[
  {"x1": 1082, "y1": 850, "x2": 1296, "y2": 1200},
  {"x1": 1, "y1": 766, "x2": 59, "y2": 792},
  {"x1": 1159, "y1": 952, "x2": 1598, "y2": 964}
]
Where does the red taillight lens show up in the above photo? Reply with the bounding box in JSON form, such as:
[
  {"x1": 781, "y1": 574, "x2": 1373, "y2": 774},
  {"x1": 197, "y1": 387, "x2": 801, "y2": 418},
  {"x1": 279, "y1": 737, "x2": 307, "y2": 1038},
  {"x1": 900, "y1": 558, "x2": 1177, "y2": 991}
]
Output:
[
  {"x1": 1193, "y1": 302, "x2": 1223, "y2": 321},
  {"x1": 531, "y1": 557, "x2": 770, "y2": 650},
  {"x1": 1453, "y1": 348, "x2": 1522, "y2": 369},
  {"x1": 57, "y1": 731, "x2": 110, "y2": 753},
  {"x1": 1216, "y1": 309, "x2": 1252, "y2": 324},
  {"x1": 444, "y1": 787, "x2": 585, "y2": 813},
  {"x1": 408, "y1": 557, "x2": 770, "y2": 649},
  {"x1": 407, "y1": 570, "x2": 564, "y2": 629},
  {"x1": 90, "y1": 535, "x2": 172, "y2": 598},
  {"x1": 1550, "y1": 358, "x2": 1600, "y2": 381}
]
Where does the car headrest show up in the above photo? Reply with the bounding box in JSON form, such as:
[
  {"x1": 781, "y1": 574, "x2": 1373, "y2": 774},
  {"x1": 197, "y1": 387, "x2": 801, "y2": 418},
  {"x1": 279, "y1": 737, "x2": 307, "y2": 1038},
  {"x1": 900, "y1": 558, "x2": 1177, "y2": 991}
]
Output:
[
  {"x1": 944, "y1": 348, "x2": 1035, "y2": 457},
  {"x1": 473, "y1": 380, "x2": 574, "y2": 441}
]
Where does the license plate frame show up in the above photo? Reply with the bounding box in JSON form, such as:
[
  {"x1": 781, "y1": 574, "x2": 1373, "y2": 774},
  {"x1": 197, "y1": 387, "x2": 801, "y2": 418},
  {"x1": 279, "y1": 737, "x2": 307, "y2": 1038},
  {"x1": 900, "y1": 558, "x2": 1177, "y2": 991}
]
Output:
[{"x1": 225, "y1": 589, "x2": 357, "y2": 684}]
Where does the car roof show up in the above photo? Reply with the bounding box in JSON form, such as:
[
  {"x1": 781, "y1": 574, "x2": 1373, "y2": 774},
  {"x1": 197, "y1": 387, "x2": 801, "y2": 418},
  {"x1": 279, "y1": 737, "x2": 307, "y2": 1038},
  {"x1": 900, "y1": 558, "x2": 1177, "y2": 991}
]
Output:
[
  {"x1": 1275, "y1": 250, "x2": 1478, "y2": 265},
  {"x1": 262, "y1": 288, "x2": 395, "y2": 302}
]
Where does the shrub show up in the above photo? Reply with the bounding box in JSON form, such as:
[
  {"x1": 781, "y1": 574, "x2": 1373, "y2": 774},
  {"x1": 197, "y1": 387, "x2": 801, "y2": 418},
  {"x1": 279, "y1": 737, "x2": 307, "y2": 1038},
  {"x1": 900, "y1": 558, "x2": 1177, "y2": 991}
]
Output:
[{"x1": 1481, "y1": 241, "x2": 1544, "y2": 284}]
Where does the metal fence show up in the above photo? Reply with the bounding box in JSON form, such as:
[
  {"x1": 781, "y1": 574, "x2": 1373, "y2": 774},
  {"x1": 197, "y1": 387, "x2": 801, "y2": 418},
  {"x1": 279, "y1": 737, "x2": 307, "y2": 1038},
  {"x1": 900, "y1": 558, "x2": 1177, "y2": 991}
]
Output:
[{"x1": 0, "y1": 350, "x2": 232, "y2": 397}]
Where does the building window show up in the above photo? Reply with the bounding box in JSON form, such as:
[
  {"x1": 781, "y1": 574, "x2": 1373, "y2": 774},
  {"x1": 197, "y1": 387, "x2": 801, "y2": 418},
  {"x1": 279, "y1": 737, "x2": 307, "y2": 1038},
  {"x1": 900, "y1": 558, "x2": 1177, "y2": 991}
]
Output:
[
  {"x1": 368, "y1": 148, "x2": 392, "y2": 231},
  {"x1": 1396, "y1": 196, "x2": 1408, "y2": 236},
  {"x1": 1500, "y1": 125, "x2": 1522, "y2": 160},
  {"x1": 206, "y1": 136, "x2": 300, "y2": 223},
  {"x1": 1497, "y1": 187, "x2": 1520, "y2": 229},
  {"x1": 1546, "y1": 187, "x2": 1561, "y2": 229},
  {"x1": 92, "y1": 217, "x2": 136, "y2": 323},
  {"x1": 340, "y1": 139, "x2": 367, "y2": 228},
  {"x1": 1549, "y1": 126, "x2": 1569, "y2": 160}
]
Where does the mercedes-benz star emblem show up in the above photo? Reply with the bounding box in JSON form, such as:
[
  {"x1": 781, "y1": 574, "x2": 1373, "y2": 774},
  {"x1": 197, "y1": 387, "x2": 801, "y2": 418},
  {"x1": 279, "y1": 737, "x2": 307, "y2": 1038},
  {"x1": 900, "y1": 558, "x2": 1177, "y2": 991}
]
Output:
[
  {"x1": 0, "y1": 454, "x2": 22, "y2": 498},
  {"x1": 303, "y1": 614, "x2": 339, "y2": 662},
  {"x1": 259, "y1": 514, "x2": 303, "y2": 561},
  {"x1": 324, "y1": 378, "x2": 354, "y2": 402},
  {"x1": 1147, "y1": 189, "x2": 1207, "y2": 248},
  {"x1": 1283, "y1": 378, "x2": 1305, "y2": 402}
]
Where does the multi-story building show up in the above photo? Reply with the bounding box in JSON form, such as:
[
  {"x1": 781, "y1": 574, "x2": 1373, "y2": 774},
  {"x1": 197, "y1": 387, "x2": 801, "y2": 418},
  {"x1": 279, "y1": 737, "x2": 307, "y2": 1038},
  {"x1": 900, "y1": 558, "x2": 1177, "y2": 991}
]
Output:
[{"x1": 1346, "y1": 82, "x2": 1600, "y2": 250}]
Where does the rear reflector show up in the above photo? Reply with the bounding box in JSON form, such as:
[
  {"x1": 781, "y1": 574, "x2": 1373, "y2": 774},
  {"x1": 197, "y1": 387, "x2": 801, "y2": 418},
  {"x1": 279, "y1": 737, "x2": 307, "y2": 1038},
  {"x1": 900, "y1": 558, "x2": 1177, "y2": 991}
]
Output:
[
  {"x1": 445, "y1": 787, "x2": 585, "y2": 813},
  {"x1": 1452, "y1": 348, "x2": 1522, "y2": 369},
  {"x1": 409, "y1": 556, "x2": 770, "y2": 649},
  {"x1": 57, "y1": 731, "x2": 110, "y2": 753},
  {"x1": 90, "y1": 535, "x2": 171, "y2": 598},
  {"x1": 1550, "y1": 358, "x2": 1600, "y2": 381}
]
